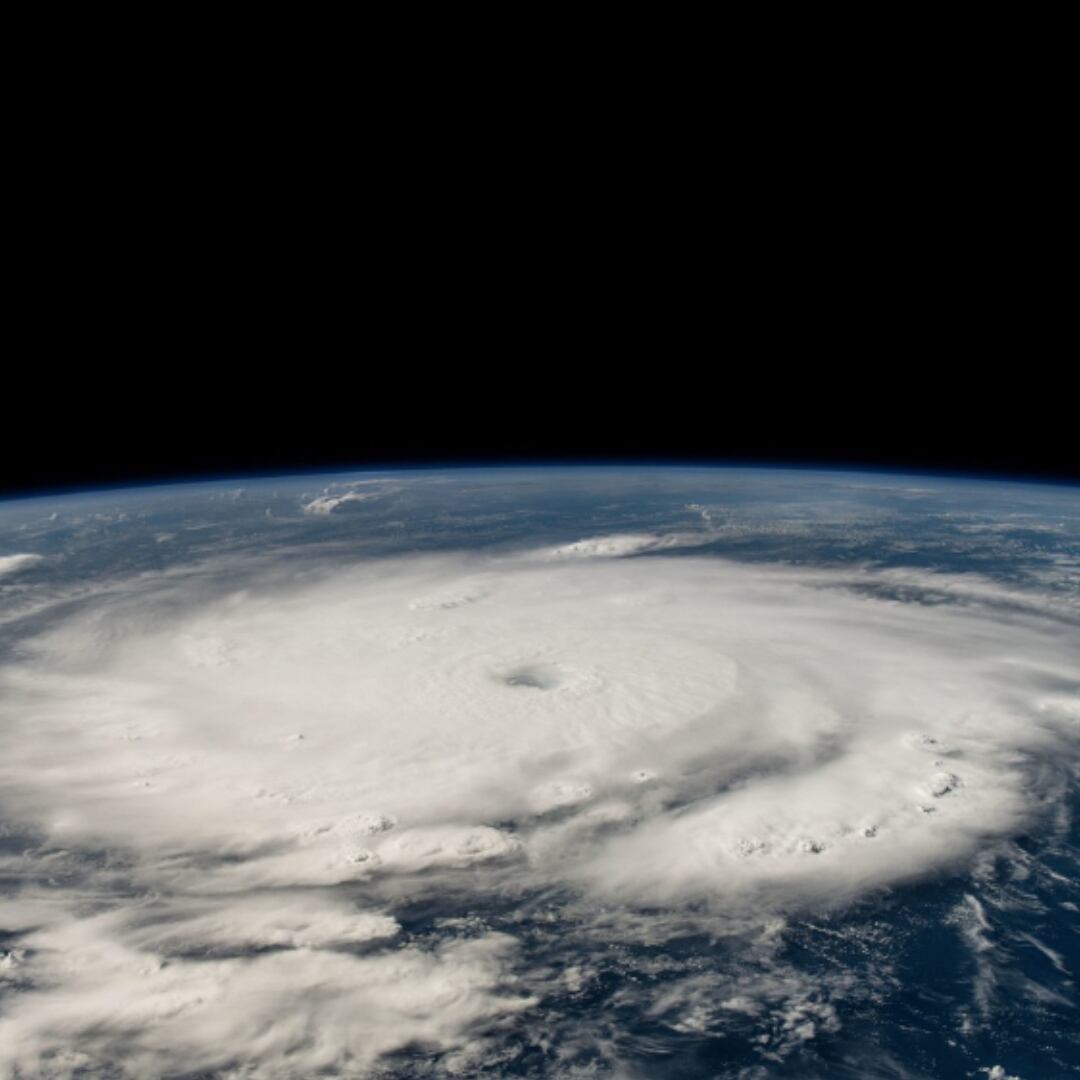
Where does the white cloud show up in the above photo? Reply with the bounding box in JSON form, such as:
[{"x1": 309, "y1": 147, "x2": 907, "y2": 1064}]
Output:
[
  {"x1": 301, "y1": 480, "x2": 399, "y2": 515},
  {"x1": 302, "y1": 491, "x2": 378, "y2": 515},
  {"x1": 0, "y1": 552, "x2": 42, "y2": 578},
  {"x1": 0, "y1": 911, "x2": 532, "y2": 1079},
  {"x1": 122, "y1": 892, "x2": 400, "y2": 954},
  {"x1": 539, "y1": 532, "x2": 712, "y2": 559}
]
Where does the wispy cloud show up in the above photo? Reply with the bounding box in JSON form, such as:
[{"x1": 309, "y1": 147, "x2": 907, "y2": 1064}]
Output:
[{"x1": 0, "y1": 553, "x2": 41, "y2": 579}]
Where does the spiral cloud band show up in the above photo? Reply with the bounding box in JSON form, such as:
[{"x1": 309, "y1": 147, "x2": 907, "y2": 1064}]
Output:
[{"x1": 0, "y1": 475, "x2": 1077, "y2": 1078}]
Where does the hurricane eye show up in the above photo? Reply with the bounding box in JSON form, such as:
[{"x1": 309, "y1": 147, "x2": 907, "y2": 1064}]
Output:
[{"x1": 501, "y1": 665, "x2": 560, "y2": 690}]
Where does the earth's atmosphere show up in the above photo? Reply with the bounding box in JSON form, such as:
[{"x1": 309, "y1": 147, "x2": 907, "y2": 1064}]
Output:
[{"x1": 0, "y1": 466, "x2": 1077, "y2": 1079}]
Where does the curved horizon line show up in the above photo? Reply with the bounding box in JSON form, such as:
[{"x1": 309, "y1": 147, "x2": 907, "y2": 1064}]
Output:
[{"x1": 2, "y1": 456, "x2": 1079, "y2": 504}]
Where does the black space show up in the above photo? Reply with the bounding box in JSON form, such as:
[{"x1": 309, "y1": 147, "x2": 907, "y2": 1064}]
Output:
[
  {"x1": 6, "y1": 227, "x2": 1073, "y2": 497},
  {"x1": 4, "y1": 332, "x2": 1076, "y2": 498},
  {"x1": 6, "y1": 70, "x2": 1072, "y2": 498},
  {"x1": 4, "y1": 254, "x2": 1076, "y2": 498}
]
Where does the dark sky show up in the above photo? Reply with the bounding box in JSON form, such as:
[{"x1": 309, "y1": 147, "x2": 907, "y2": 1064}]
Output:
[
  {"x1": 3, "y1": 349, "x2": 1076, "y2": 498},
  {"x1": 7, "y1": 36, "x2": 1070, "y2": 499},
  {"x1": 6, "y1": 158, "x2": 1071, "y2": 498}
]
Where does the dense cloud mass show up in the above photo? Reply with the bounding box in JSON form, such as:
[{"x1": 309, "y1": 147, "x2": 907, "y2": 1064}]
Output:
[{"x1": 0, "y1": 471, "x2": 1077, "y2": 1078}]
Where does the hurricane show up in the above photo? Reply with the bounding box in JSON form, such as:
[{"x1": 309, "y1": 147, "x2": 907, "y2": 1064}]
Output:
[{"x1": 0, "y1": 467, "x2": 1076, "y2": 1078}]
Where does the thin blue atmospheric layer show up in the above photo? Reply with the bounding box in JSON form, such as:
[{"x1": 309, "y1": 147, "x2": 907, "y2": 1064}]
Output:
[{"x1": 3, "y1": 458, "x2": 1079, "y2": 508}]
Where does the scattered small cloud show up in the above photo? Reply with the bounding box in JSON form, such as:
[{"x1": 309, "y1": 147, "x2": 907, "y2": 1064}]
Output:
[{"x1": 0, "y1": 553, "x2": 42, "y2": 579}]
